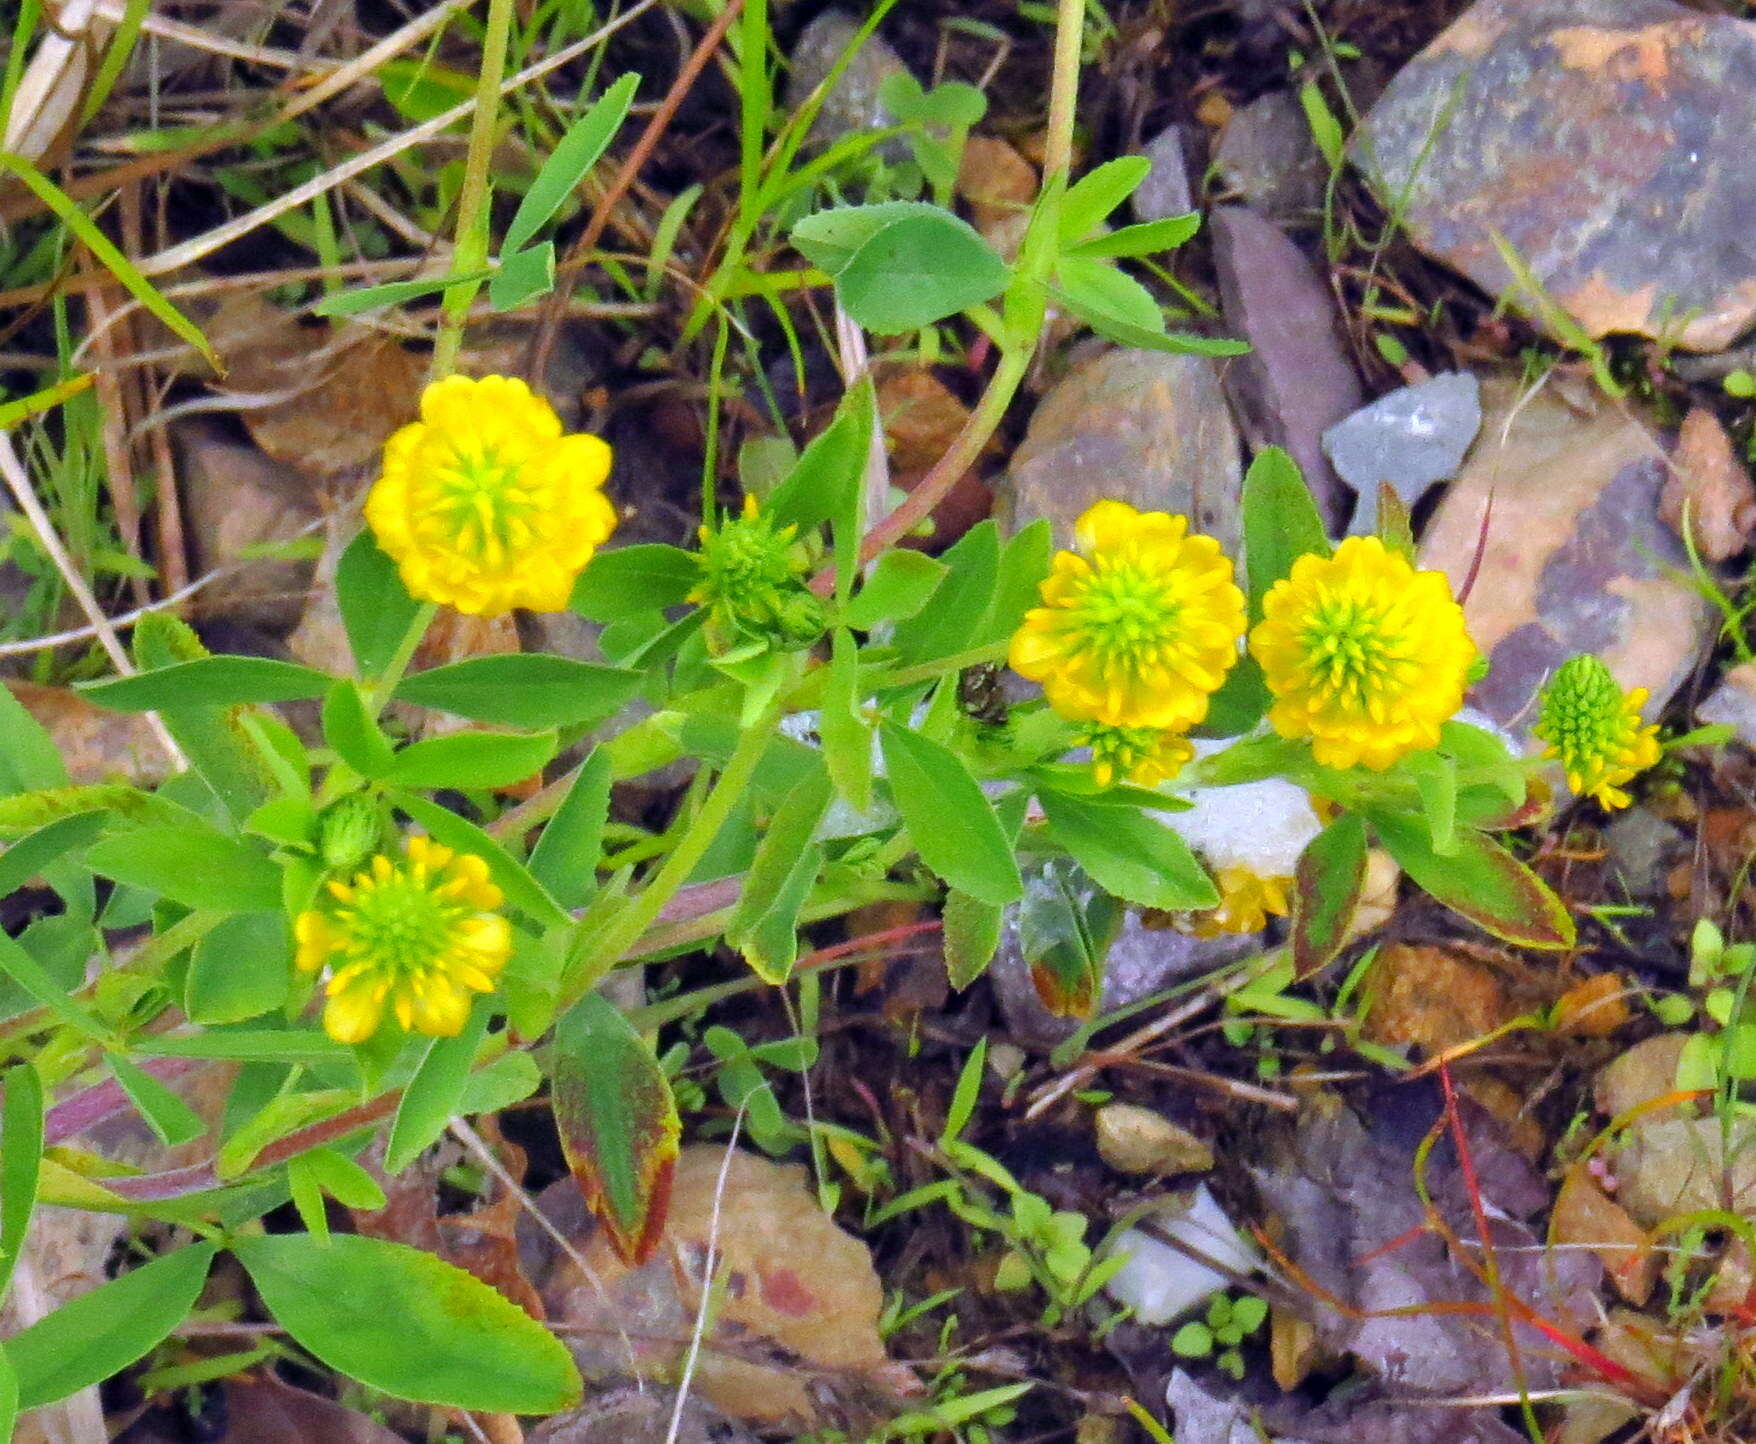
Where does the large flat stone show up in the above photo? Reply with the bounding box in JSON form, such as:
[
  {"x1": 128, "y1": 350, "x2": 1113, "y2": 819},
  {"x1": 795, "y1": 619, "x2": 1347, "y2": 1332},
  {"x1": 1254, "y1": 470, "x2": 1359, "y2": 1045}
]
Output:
[
  {"x1": 1210, "y1": 207, "x2": 1360, "y2": 527},
  {"x1": 999, "y1": 346, "x2": 1242, "y2": 551},
  {"x1": 1418, "y1": 377, "x2": 1715, "y2": 740},
  {"x1": 1356, "y1": 0, "x2": 1756, "y2": 351}
]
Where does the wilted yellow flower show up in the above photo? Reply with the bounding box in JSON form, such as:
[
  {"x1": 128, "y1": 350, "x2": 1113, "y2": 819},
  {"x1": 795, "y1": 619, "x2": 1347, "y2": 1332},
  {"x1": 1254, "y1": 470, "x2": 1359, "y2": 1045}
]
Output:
[
  {"x1": 1082, "y1": 722, "x2": 1194, "y2": 789},
  {"x1": 1533, "y1": 654, "x2": 1661, "y2": 810},
  {"x1": 1192, "y1": 866, "x2": 1292, "y2": 937},
  {"x1": 365, "y1": 374, "x2": 616, "y2": 616},
  {"x1": 1010, "y1": 501, "x2": 1245, "y2": 730},
  {"x1": 1249, "y1": 536, "x2": 1475, "y2": 771},
  {"x1": 295, "y1": 836, "x2": 511, "y2": 1044}
]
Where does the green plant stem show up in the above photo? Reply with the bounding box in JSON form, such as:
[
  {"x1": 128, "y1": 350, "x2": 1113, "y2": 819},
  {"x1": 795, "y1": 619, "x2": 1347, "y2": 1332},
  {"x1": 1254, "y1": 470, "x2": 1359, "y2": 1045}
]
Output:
[
  {"x1": 558, "y1": 707, "x2": 779, "y2": 1007},
  {"x1": 831, "y1": 0, "x2": 1085, "y2": 574},
  {"x1": 839, "y1": 342, "x2": 1032, "y2": 575},
  {"x1": 368, "y1": 602, "x2": 437, "y2": 718},
  {"x1": 431, "y1": 0, "x2": 516, "y2": 380},
  {"x1": 1042, "y1": 0, "x2": 1086, "y2": 184}
]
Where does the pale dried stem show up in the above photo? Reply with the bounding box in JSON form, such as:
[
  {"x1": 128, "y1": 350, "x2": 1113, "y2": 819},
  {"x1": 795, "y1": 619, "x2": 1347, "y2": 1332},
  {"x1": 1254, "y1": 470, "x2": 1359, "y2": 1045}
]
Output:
[
  {"x1": 666, "y1": 1118, "x2": 746, "y2": 1444},
  {"x1": 0, "y1": 431, "x2": 183, "y2": 766},
  {"x1": 11, "y1": 1253, "x2": 106, "y2": 1444},
  {"x1": 445, "y1": 1117, "x2": 642, "y2": 1377},
  {"x1": 88, "y1": 0, "x2": 327, "y2": 71},
  {"x1": 138, "y1": 0, "x2": 665, "y2": 280}
]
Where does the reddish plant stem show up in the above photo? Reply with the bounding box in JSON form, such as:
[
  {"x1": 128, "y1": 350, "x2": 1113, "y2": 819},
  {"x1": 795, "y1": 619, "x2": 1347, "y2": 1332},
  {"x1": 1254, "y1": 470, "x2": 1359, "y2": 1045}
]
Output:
[{"x1": 522, "y1": 0, "x2": 746, "y2": 384}]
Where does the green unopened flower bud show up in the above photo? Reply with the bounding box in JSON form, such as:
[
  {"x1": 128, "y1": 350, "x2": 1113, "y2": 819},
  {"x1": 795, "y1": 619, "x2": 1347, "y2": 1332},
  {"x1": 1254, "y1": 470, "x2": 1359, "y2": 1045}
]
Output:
[
  {"x1": 320, "y1": 794, "x2": 381, "y2": 870},
  {"x1": 691, "y1": 495, "x2": 822, "y2": 649},
  {"x1": 1532, "y1": 655, "x2": 1661, "y2": 810},
  {"x1": 775, "y1": 591, "x2": 828, "y2": 648}
]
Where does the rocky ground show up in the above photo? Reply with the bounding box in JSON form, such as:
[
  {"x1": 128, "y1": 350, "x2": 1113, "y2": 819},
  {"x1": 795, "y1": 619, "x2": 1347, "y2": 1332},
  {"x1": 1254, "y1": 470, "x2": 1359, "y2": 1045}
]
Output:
[{"x1": 12, "y1": 1, "x2": 1756, "y2": 1442}]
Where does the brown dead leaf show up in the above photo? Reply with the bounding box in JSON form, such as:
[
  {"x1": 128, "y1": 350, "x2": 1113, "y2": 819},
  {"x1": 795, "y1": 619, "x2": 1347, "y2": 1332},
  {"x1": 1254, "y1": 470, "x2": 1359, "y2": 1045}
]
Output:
[
  {"x1": 530, "y1": 1145, "x2": 911, "y2": 1430},
  {"x1": 956, "y1": 136, "x2": 1037, "y2": 233},
  {"x1": 1362, "y1": 944, "x2": 1513, "y2": 1054},
  {"x1": 1551, "y1": 1163, "x2": 1656, "y2": 1304},
  {"x1": 1553, "y1": 972, "x2": 1632, "y2": 1037},
  {"x1": 353, "y1": 1126, "x2": 546, "y2": 1318},
  {"x1": 1660, "y1": 405, "x2": 1756, "y2": 562},
  {"x1": 208, "y1": 294, "x2": 425, "y2": 480},
  {"x1": 174, "y1": 419, "x2": 321, "y2": 631},
  {"x1": 219, "y1": 1377, "x2": 409, "y2": 1443}
]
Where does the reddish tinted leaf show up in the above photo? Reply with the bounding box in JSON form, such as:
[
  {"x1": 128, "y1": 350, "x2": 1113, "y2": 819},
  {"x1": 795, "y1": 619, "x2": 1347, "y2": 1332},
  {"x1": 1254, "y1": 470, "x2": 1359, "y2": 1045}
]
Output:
[
  {"x1": 1369, "y1": 812, "x2": 1574, "y2": 950},
  {"x1": 551, "y1": 994, "x2": 680, "y2": 1265},
  {"x1": 1293, "y1": 812, "x2": 1367, "y2": 977}
]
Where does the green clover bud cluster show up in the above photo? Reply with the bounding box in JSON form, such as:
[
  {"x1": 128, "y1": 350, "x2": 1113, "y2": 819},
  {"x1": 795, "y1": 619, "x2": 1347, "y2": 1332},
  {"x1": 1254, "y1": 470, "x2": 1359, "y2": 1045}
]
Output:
[{"x1": 691, "y1": 496, "x2": 826, "y2": 649}]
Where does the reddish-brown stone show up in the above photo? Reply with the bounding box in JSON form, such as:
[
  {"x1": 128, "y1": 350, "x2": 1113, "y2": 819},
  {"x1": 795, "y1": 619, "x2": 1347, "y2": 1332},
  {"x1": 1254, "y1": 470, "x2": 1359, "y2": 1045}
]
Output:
[{"x1": 1358, "y1": 0, "x2": 1756, "y2": 351}]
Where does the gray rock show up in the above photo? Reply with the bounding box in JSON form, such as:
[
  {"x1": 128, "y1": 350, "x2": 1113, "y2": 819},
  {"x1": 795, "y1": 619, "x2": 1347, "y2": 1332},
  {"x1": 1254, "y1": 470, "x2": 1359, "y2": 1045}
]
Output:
[
  {"x1": 1322, "y1": 372, "x2": 1483, "y2": 534},
  {"x1": 784, "y1": 11, "x2": 909, "y2": 160},
  {"x1": 1418, "y1": 375, "x2": 1716, "y2": 744},
  {"x1": 1209, "y1": 206, "x2": 1361, "y2": 528},
  {"x1": 1601, "y1": 807, "x2": 1686, "y2": 900},
  {"x1": 1000, "y1": 347, "x2": 1242, "y2": 552},
  {"x1": 1615, "y1": 1116, "x2": 1756, "y2": 1227},
  {"x1": 175, "y1": 419, "x2": 321, "y2": 632},
  {"x1": 1214, "y1": 90, "x2": 1328, "y2": 220},
  {"x1": 1354, "y1": 0, "x2": 1756, "y2": 352},
  {"x1": 992, "y1": 889, "x2": 1255, "y2": 1050},
  {"x1": 1698, "y1": 662, "x2": 1756, "y2": 748},
  {"x1": 1132, "y1": 124, "x2": 1195, "y2": 221}
]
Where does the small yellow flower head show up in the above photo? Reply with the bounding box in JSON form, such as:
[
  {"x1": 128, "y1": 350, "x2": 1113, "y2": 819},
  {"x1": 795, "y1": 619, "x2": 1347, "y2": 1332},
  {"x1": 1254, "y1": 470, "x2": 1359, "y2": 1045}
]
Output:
[
  {"x1": 365, "y1": 374, "x2": 616, "y2": 616},
  {"x1": 690, "y1": 495, "x2": 825, "y2": 648},
  {"x1": 1249, "y1": 536, "x2": 1476, "y2": 771},
  {"x1": 294, "y1": 836, "x2": 511, "y2": 1045},
  {"x1": 1533, "y1": 655, "x2": 1661, "y2": 810},
  {"x1": 1082, "y1": 722, "x2": 1195, "y2": 789},
  {"x1": 1009, "y1": 501, "x2": 1246, "y2": 730},
  {"x1": 1193, "y1": 867, "x2": 1292, "y2": 937}
]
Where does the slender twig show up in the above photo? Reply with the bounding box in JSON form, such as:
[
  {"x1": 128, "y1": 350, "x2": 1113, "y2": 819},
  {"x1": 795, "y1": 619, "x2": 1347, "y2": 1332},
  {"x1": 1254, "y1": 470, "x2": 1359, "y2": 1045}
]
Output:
[
  {"x1": 133, "y1": 1, "x2": 664, "y2": 280},
  {"x1": 522, "y1": 0, "x2": 747, "y2": 384},
  {"x1": 0, "y1": 432, "x2": 183, "y2": 766},
  {"x1": 666, "y1": 1118, "x2": 745, "y2": 1444},
  {"x1": 447, "y1": 1118, "x2": 641, "y2": 1375}
]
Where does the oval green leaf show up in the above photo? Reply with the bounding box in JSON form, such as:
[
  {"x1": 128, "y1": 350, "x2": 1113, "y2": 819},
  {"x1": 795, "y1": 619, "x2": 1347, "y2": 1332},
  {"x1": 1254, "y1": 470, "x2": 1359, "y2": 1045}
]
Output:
[
  {"x1": 837, "y1": 212, "x2": 1010, "y2": 334},
  {"x1": 395, "y1": 655, "x2": 640, "y2": 729},
  {"x1": 382, "y1": 729, "x2": 558, "y2": 790},
  {"x1": 10, "y1": 1243, "x2": 217, "y2": 1409},
  {"x1": 233, "y1": 1233, "x2": 580, "y2": 1413},
  {"x1": 78, "y1": 657, "x2": 331, "y2": 711},
  {"x1": 569, "y1": 544, "x2": 698, "y2": 622},
  {"x1": 1038, "y1": 792, "x2": 1218, "y2": 911},
  {"x1": 186, "y1": 911, "x2": 292, "y2": 1026},
  {"x1": 336, "y1": 531, "x2": 422, "y2": 678},
  {"x1": 879, "y1": 721, "x2": 1021, "y2": 905},
  {"x1": 1291, "y1": 812, "x2": 1367, "y2": 977},
  {"x1": 84, "y1": 825, "x2": 282, "y2": 912},
  {"x1": 1369, "y1": 812, "x2": 1574, "y2": 950}
]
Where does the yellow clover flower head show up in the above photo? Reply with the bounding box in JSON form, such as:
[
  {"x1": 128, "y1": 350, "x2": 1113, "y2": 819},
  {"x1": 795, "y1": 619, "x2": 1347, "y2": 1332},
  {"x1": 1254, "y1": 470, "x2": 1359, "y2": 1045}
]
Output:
[
  {"x1": 690, "y1": 495, "x2": 825, "y2": 648},
  {"x1": 294, "y1": 836, "x2": 511, "y2": 1045},
  {"x1": 1082, "y1": 722, "x2": 1195, "y2": 789},
  {"x1": 1009, "y1": 501, "x2": 1246, "y2": 731},
  {"x1": 1249, "y1": 535, "x2": 1476, "y2": 771},
  {"x1": 365, "y1": 374, "x2": 616, "y2": 616},
  {"x1": 1193, "y1": 866, "x2": 1292, "y2": 937},
  {"x1": 1533, "y1": 654, "x2": 1661, "y2": 810}
]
